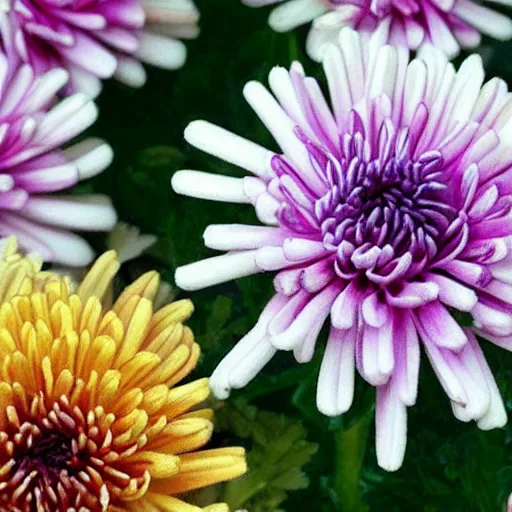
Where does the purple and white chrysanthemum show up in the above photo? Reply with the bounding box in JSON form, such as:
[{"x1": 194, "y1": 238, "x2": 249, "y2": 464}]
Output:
[
  {"x1": 172, "y1": 27, "x2": 511, "y2": 471},
  {"x1": 243, "y1": 0, "x2": 512, "y2": 60},
  {"x1": 0, "y1": 56, "x2": 116, "y2": 266},
  {"x1": 0, "y1": 0, "x2": 199, "y2": 96}
]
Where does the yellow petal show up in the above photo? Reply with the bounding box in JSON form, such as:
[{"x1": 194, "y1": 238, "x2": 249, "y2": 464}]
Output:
[
  {"x1": 128, "y1": 451, "x2": 180, "y2": 478},
  {"x1": 143, "y1": 323, "x2": 184, "y2": 357},
  {"x1": 203, "y1": 505, "x2": 229, "y2": 512},
  {"x1": 162, "y1": 378, "x2": 210, "y2": 420},
  {"x1": 165, "y1": 341, "x2": 200, "y2": 388},
  {"x1": 147, "y1": 300, "x2": 194, "y2": 339},
  {"x1": 98, "y1": 310, "x2": 124, "y2": 346},
  {"x1": 151, "y1": 447, "x2": 247, "y2": 495},
  {"x1": 52, "y1": 369, "x2": 74, "y2": 401},
  {"x1": 97, "y1": 369, "x2": 122, "y2": 405},
  {"x1": 118, "y1": 352, "x2": 161, "y2": 391},
  {"x1": 80, "y1": 296, "x2": 103, "y2": 337},
  {"x1": 141, "y1": 344, "x2": 191, "y2": 390},
  {"x1": 141, "y1": 384, "x2": 169, "y2": 415},
  {"x1": 114, "y1": 271, "x2": 160, "y2": 313},
  {"x1": 114, "y1": 297, "x2": 153, "y2": 368},
  {"x1": 135, "y1": 492, "x2": 202, "y2": 512},
  {"x1": 147, "y1": 417, "x2": 213, "y2": 455},
  {"x1": 78, "y1": 251, "x2": 120, "y2": 303},
  {"x1": 178, "y1": 408, "x2": 214, "y2": 422}
]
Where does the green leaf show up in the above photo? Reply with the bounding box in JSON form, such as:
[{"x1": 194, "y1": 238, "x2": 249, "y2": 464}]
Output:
[{"x1": 216, "y1": 399, "x2": 318, "y2": 511}]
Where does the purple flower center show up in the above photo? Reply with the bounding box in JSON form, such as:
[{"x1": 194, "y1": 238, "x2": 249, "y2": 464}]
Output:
[
  {"x1": 13, "y1": 427, "x2": 78, "y2": 487},
  {"x1": 271, "y1": 115, "x2": 469, "y2": 286},
  {"x1": 318, "y1": 131, "x2": 454, "y2": 254}
]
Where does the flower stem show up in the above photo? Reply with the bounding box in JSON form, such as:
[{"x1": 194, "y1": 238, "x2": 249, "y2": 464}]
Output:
[{"x1": 332, "y1": 408, "x2": 373, "y2": 512}]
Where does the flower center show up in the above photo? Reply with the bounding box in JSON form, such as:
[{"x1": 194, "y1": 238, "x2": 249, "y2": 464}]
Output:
[
  {"x1": 0, "y1": 399, "x2": 108, "y2": 512},
  {"x1": 315, "y1": 126, "x2": 461, "y2": 281},
  {"x1": 317, "y1": 133, "x2": 455, "y2": 257},
  {"x1": 273, "y1": 118, "x2": 468, "y2": 285},
  {"x1": 0, "y1": 395, "x2": 118, "y2": 512},
  {"x1": 15, "y1": 429, "x2": 75, "y2": 480}
]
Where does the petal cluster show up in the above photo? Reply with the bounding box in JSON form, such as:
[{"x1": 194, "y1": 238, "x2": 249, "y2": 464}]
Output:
[
  {"x1": 0, "y1": 0, "x2": 199, "y2": 96},
  {"x1": 173, "y1": 27, "x2": 511, "y2": 470},
  {"x1": 0, "y1": 237, "x2": 246, "y2": 511},
  {"x1": 0, "y1": 58, "x2": 116, "y2": 266},
  {"x1": 244, "y1": 0, "x2": 512, "y2": 59}
]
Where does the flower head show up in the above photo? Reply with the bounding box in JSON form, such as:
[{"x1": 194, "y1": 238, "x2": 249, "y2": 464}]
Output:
[
  {"x1": 0, "y1": 237, "x2": 246, "y2": 511},
  {"x1": 0, "y1": 0, "x2": 199, "y2": 96},
  {"x1": 244, "y1": 0, "x2": 512, "y2": 59},
  {"x1": 0, "y1": 58, "x2": 116, "y2": 266},
  {"x1": 172, "y1": 28, "x2": 510, "y2": 471}
]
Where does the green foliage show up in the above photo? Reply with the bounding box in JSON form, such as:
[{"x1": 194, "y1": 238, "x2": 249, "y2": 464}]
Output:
[{"x1": 216, "y1": 399, "x2": 319, "y2": 511}]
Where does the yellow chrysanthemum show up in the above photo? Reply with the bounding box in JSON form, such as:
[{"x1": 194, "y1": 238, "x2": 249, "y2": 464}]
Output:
[{"x1": 0, "y1": 238, "x2": 246, "y2": 512}]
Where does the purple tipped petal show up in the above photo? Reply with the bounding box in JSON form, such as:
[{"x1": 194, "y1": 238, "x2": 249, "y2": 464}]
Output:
[
  {"x1": 330, "y1": 281, "x2": 359, "y2": 330},
  {"x1": 270, "y1": 283, "x2": 341, "y2": 350},
  {"x1": 1, "y1": 0, "x2": 198, "y2": 95},
  {"x1": 416, "y1": 301, "x2": 468, "y2": 350},
  {"x1": 244, "y1": 0, "x2": 512, "y2": 60},
  {"x1": 362, "y1": 291, "x2": 390, "y2": 327},
  {"x1": 0, "y1": 63, "x2": 114, "y2": 265}
]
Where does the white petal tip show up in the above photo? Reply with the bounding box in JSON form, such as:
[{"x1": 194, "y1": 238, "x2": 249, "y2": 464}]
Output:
[
  {"x1": 184, "y1": 119, "x2": 206, "y2": 143},
  {"x1": 209, "y1": 378, "x2": 232, "y2": 400},
  {"x1": 243, "y1": 80, "x2": 264, "y2": 100},
  {"x1": 174, "y1": 266, "x2": 199, "y2": 291},
  {"x1": 477, "y1": 409, "x2": 508, "y2": 430},
  {"x1": 138, "y1": 33, "x2": 187, "y2": 70},
  {"x1": 377, "y1": 458, "x2": 403, "y2": 472},
  {"x1": 316, "y1": 400, "x2": 342, "y2": 418},
  {"x1": 171, "y1": 170, "x2": 188, "y2": 194}
]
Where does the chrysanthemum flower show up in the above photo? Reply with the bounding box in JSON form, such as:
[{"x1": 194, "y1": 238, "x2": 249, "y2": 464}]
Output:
[
  {"x1": 0, "y1": 237, "x2": 246, "y2": 511},
  {"x1": 0, "y1": 0, "x2": 199, "y2": 96},
  {"x1": 243, "y1": 0, "x2": 512, "y2": 60},
  {"x1": 172, "y1": 27, "x2": 510, "y2": 471},
  {"x1": 0, "y1": 58, "x2": 116, "y2": 267}
]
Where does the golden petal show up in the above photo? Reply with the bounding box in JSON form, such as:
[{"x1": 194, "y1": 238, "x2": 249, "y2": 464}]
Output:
[
  {"x1": 128, "y1": 451, "x2": 180, "y2": 479},
  {"x1": 150, "y1": 448, "x2": 247, "y2": 495},
  {"x1": 161, "y1": 379, "x2": 210, "y2": 420},
  {"x1": 141, "y1": 384, "x2": 169, "y2": 416},
  {"x1": 133, "y1": 492, "x2": 202, "y2": 512},
  {"x1": 78, "y1": 251, "x2": 120, "y2": 303},
  {"x1": 115, "y1": 297, "x2": 153, "y2": 367},
  {"x1": 114, "y1": 271, "x2": 160, "y2": 313},
  {"x1": 165, "y1": 341, "x2": 200, "y2": 389},
  {"x1": 147, "y1": 300, "x2": 194, "y2": 339},
  {"x1": 147, "y1": 417, "x2": 214, "y2": 455}
]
